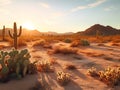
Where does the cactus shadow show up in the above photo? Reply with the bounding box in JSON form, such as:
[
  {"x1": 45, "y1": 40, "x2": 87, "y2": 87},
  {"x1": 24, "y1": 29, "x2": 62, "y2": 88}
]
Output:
[{"x1": 64, "y1": 80, "x2": 82, "y2": 90}]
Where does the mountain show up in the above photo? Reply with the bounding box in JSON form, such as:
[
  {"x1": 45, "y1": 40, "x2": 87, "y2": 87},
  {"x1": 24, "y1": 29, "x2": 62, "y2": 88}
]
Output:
[
  {"x1": 0, "y1": 28, "x2": 42, "y2": 36},
  {"x1": 41, "y1": 31, "x2": 74, "y2": 35},
  {"x1": 0, "y1": 28, "x2": 12, "y2": 36},
  {"x1": 79, "y1": 24, "x2": 120, "y2": 36}
]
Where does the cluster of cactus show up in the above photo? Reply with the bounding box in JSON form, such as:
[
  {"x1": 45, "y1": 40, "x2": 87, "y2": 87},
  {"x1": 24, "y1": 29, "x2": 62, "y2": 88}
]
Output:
[
  {"x1": 87, "y1": 67, "x2": 99, "y2": 77},
  {"x1": 37, "y1": 60, "x2": 53, "y2": 72},
  {"x1": 98, "y1": 67, "x2": 120, "y2": 86},
  {"x1": 57, "y1": 71, "x2": 70, "y2": 86},
  {"x1": 87, "y1": 66, "x2": 120, "y2": 86},
  {"x1": 0, "y1": 49, "x2": 37, "y2": 83},
  {"x1": 64, "y1": 38, "x2": 72, "y2": 43},
  {"x1": 9, "y1": 22, "x2": 22, "y2": 49},
  {"x1": 80, "y1": 39, "x2": 90, "y2": 46}
]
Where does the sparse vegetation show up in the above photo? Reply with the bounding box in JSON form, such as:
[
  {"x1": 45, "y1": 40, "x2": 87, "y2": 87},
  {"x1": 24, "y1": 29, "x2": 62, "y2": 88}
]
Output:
[
  {"x1": 80, "y1": 39, "x2": 90, "y2": 46},
  {"x1": 70, "y1": 39, "x2": 90, "y2": 47},
  {"x1": 57, "y1": 71, "x2": 71, "y2": 86},
  {"x1": 87, "y1": 66, "x2": 120, "y2": 86},
  {"x1": 70, "y1": 40, "x2": 80, "y2": 47},
  {"x1": 64, "y1": 38, "x2": 72, "y2": 43},
  {"x1": 65, "y1": 64, "x2": 76, "y2": 70},
  {"x1": 87, "y1": 67, "x2": 99, "y2": 77},
  {"x1": 51, "y1": 46, "x2": 78, "y2": 54},
  {"x1": 37, "y1": 60, "x2": 54, "y2": 72},
  {"x1": 32, "y1": 39, "x2": 47, "y2": 47}
]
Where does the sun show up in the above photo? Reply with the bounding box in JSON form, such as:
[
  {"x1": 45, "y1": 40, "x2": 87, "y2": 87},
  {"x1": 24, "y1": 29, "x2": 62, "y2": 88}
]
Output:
[{"x1": 22, "y1": 22, "x2": 35, "y2": 30}]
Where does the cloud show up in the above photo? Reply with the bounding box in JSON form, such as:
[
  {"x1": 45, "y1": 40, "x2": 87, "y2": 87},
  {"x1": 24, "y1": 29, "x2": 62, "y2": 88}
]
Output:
[
  {"x1": 88, "y1": 0, "x2": 106, "y2": 8},
  {"x1": 39, "y1": 2, "x2": 50, "y2": 9},
  {"x1": 71, "y1": 0, "x2": 106, "y2": 12}
]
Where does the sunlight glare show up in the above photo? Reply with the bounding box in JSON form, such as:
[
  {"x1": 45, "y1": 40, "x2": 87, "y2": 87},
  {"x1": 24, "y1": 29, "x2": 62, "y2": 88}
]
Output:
[{"x1": 22, "y1": 22, "x2": 35, "y2": 30}]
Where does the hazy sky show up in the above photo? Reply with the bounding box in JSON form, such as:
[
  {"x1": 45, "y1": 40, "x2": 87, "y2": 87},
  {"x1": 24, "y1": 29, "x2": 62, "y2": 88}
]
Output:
[{"x1": 0, "y1": 0, "x2": 120, "y2": 33}]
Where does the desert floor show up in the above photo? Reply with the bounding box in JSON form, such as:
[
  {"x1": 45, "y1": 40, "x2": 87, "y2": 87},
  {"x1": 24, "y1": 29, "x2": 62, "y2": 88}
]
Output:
[{"x1": 0, "y1": 41, "x2": 120, "y2": 90}]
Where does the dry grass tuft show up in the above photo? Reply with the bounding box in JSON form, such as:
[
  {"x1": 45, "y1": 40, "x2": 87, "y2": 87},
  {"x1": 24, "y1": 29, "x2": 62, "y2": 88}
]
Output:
[
  {"x1": 0, "y1": 45, "x2": 6, "y2": 49},
  {"x1": 111, "y1": 43, "x2": 120, "y2": 46},
  {"x1": 65, "y1": 64, "x2": 76, "y2": 70},
  {"x1": 49, "y1": 58, "x2": 57, "y2": 64},
  {"x1": 103, "y1": 56, "x2": 114, "y2": 61},
  {"x1": 70, "y1": 40, "x2": 80, "y2": 47},
  {"x1": 97, "y1": 43, "x2": 105, "y2": 46},
  {"x1": 37, "y1": 60, "x2": 54, "y2": 72},
  {"x1": 52, "y1": 46, "x2": 78, "y2": 54},
  {"x1": 85, "y1": 52, "x2": 105, "y2": 57},
  {"x1": 32, "y1": 39, "x2": 46, "y2": 47}
]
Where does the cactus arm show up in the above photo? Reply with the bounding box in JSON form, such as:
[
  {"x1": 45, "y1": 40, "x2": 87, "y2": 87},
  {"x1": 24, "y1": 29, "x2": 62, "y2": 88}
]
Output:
[
  {"x1": 8, "y1": 30, "x2": 14, "y2": 38},
  {"x1": 17, "y1": 26, "x2": 22, "y2": 37}
]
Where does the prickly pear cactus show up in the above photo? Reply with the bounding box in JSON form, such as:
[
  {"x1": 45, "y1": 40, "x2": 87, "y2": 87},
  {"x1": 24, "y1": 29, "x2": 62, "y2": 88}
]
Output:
[{"x1": 0, "y1": 49, "x2": 37, "y2": 82}]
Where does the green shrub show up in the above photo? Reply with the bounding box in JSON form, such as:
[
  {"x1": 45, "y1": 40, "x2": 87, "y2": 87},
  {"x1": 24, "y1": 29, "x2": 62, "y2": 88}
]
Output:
[
  {"x1": 64, "y1": 38, "x2": 72, "y2": 43},
  {"x1": 80, "y1": 39, "x2": 90, "y2": 46}
]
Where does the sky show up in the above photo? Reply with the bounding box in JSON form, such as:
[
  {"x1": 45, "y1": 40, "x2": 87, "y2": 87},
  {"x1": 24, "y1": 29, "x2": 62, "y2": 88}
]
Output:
[{"x1": 0, "y1": 0, "x2": 120, "y2": 33}]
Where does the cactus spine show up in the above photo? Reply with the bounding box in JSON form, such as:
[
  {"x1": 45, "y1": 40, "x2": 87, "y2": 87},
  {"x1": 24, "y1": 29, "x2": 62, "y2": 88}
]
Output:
[
  {"x1": 8, "y1": 22, "x2": 22, "y2": 49},
  {"x1": 2, "y1": 26, "x2": 5, "y2": 41}
]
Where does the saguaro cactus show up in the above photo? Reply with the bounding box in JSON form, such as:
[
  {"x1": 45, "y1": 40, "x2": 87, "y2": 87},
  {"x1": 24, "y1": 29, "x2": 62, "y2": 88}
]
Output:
[
  {"x1": 8, "y1": 22, "x2": 22, "y2": 49},
  {"x1": 2, "y1": 26, "x2": 5, "y2": 41}
]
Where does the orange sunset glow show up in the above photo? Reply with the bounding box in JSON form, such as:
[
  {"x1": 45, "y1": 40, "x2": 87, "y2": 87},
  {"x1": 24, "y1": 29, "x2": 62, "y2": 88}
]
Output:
[{"x1": 0, "y1": 0, "x2": 120, "y2": 90}]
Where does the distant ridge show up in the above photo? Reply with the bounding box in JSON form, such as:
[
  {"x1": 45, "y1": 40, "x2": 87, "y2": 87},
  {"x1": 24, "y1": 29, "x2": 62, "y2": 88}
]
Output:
[{"x1": 79, "y1": 24, "x2": 120, "y2": 36}]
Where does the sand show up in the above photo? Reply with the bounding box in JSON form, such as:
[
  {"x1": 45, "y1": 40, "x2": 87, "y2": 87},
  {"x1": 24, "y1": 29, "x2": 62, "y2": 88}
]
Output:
[{"x1": 0, "y1": 41, "x2": 120, "y2": 90}]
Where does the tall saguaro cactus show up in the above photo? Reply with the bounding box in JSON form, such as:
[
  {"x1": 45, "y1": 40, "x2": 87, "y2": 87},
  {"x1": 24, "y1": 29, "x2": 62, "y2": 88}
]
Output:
[
  {"x1": 8, "y1": 22, "x2": 22, "y2": 49},
  {"x1": 2, "y1": 25, "x2": 5, "y2": 41}
]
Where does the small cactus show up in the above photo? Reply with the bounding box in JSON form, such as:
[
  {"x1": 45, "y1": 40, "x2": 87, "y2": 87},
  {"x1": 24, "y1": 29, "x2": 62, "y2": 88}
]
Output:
[
  {"x1": 87, "y1": 66, "x2": 120, "y2": 86},
  {"x1": 57, "y1": 71, "x2": 70, "y2": 86},
  {"x1": 9, "y1": 22, "x2": 22, "y2": 49}
]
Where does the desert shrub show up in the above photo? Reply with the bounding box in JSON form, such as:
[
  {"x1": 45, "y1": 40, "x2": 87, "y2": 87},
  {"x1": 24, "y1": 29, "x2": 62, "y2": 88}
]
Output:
[
  {"x1": 97, "y1": 43, "x2": 105, "y2": 46},
  {"x1": 98, "y1": 67, "x2": 120, "y2": 86},
  {"x1": 70, "y1": 40, "x2": 80, "y2": 47},
  {"x1": 18, "y1": 39, "x2": 27, "y2": 47},
  {"x1": 57, "y1": 71, "x2": 70, "y2": 86},
  {"x1": 70, "y1": 39, "x2": 90, "y2": 47},
  {"x1": 87, "y1": 67, "x2": 99, "y2": 77},
  {"x1": 0, "y1": 45, "x2": 6, "y2": 49},
  {"x1": 80, "y1": 39, "x2": 90, "y2": 46},
  {"x1": 32, "y1": 39, "x2": 46, "y2": 47},
  {"x1": 6, "y1": 36, "x2": 27, "y2": 47},
  {"x1": 65, "y1": 64, "x2": 76, "y2": 70},
  {"x1": 49, "y1": 58, "x2": 57, "y2": 64},
  {"x1": 37, "y1": 60, "x2": 53, "y2": 72},
  {"x1": 0, "y1": 49, "x2": 37, "y2": 83},
  {"x1": 52, "y1": 46, "x2": 78, "y2": 54},
  {"x1": 111, "y1": 43, "x2": 120, "y2": 46},
  {"x1": 87, "y1": 66, "x2": 120, "y2": 86},
  {"x1": 64, "y1": 38, "x2": 72, "y2": 43}
]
